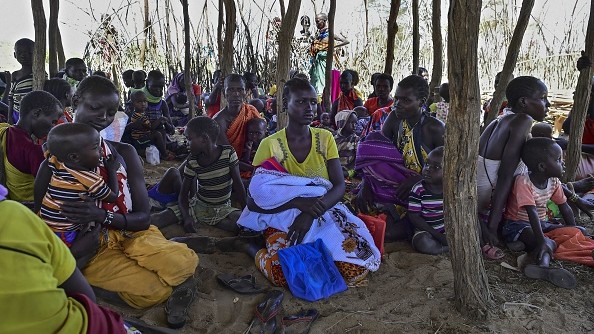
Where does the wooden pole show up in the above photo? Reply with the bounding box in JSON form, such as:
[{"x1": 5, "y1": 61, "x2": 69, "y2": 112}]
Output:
[
  {"x1": 429, "y1": 0, "x2": 442, "y2": 96},
  {"x1": 31, "y1": 0, "x2": 47, "y2": 91},
  {"x1": 384, "y1": 0, "x2": 401, "y2": 75},
  {"x1": 221, "y1": 0, "x2": 236, "y2": 76},
  {"x1": 323, "y1": 0, "x2": 336, "y2": 113},
  {"x1": 565, "y1": 1, "x2": 594, "y2": 182},
  {"x1": 483, "y1": 0, "x2": 536, "y2": 127},
  {"x1": 181, "y1": 0, "x2": 195, "y2": 118},
  {"x1": 48, "y1": 0, "x2": 59, "y2": 77},
  {"x1": 412, "y1": 0, "x2": 419, "y2": 74},
  {"x1": 275, "y1": 0, "x2": 302, "y2": 130},
  {"x1": 445, "y1": 0, "x2": 490, "y2": 320}
]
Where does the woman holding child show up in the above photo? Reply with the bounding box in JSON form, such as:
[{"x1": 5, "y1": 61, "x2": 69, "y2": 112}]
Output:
[
  {"x1": 34, "y1": 76, "x2": 198, "y2": 325},
  {"x1": 236, "y1": 78, "x2": 381, "y2": 287}
]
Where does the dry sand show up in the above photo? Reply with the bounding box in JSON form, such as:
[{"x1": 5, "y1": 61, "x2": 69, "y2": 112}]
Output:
[{"x1": 101, "y1": 159, "x2": 594, "y2": 334}]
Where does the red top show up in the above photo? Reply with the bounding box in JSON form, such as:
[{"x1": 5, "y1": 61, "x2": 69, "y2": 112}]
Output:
[
  {"x1": 582, "y1": 118, "x2": 594, "y2": 145},
  {"x1": 5, "y1": 126, "x2": 45, "y2": 177}
]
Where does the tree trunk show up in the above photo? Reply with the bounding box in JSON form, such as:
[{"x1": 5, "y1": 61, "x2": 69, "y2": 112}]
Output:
[
  {"x1": 445, "y1": 0, "x2": 490, "y2": 320},
  {"x1": 279, "y1": 0, "x2": 286, "y2": 19},
  {"x1": 564, "y1": 1, "x2": 594, "y2": 182},
  {"x1": 217, "y1": 0, "x2": 224, "y2": 67},
  {"x1": 164, "y1": 0, "x2": 174, "y2": 78},
  {"x1": 323, "y1": 0, "x2": 336, "y2": 113},
  {"x1": 181, "y1": 0, "x2": 196, "y2": 118},
  {"x1": 429, "y1": 0, "x2": 442, "y2": 97},
  {"x1": 221, "y1": 0, "x2": 236, "y2": 76},
  {"x1": 384, "y1": 0, "x2": 401, "y2": 75},
  {"x1": 483, "y1": 0, "x2": 535, "y2": 127},
  {"x1": 412, "y1": 0, "x2": 419, "y2": 74},
  {"x1": 140, "y1": 0, "x2": 149, "y2": 68},
  {"x1": 275, "y1": 0, "x2": 302, "y2": 130},
  {"x1": 363, "y1": 0, "x2": 369, "y2": 42},
  {"x1": 31, "y1": 0, "x2": 47, "y2": 91},
  {"x1": 56, "y1": 23, "x2": 65, "y2": 69},
  {"x1": 48, "y1": 0, "x2": 59, "y2": 77}
]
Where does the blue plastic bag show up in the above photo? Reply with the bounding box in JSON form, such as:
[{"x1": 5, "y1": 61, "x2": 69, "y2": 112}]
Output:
[{"x1": 278, "y1": 239, "x2": 347, "y2": 302}]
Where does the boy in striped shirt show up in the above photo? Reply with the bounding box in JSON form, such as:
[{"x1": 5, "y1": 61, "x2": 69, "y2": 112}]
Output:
[
  {"x1": 503, "y1": 138, "x2": 577, "y2": 288},
  {"x1": 39, "y1": 123, "x2": 119, "y2": 246},
  {"x1": 408, "y1": 146, "x2": 448, "y2": 255}
]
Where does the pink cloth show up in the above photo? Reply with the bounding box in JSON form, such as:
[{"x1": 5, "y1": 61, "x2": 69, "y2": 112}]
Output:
[{"x1": 331, "y1": 69, "x2": 341, "y2": 102}]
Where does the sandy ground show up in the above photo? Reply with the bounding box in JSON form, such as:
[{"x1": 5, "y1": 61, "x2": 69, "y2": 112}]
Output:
[{"x1": 102, "y1": 159, "x2": 594, "y2": 334}]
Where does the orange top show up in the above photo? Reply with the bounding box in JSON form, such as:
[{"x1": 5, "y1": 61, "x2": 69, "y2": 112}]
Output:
[{"x1": 227, "y1": 103, "x2": 262, "y2": 158}]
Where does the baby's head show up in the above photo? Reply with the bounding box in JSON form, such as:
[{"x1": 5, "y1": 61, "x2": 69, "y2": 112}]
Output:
[
  {"x1": 130, "y1": 90, "x2": 148, "y2": 112},
  {"x1": 184, "y1": 116, "x2": 220, "y2": 155},
  {"x1": 132, "y1": 70, "x2": 147, "y2": 88},
  {"x1": 354, "y1": 106, "x2": 368, "y2": 119},
  {"x1": 320, "y1": 112, "x2": 331, "y2": 126},
  {"x1": 531, "y1": 122, "x2": 553, "y2": 139},
  {"x1": 47, "y1": 123, "x2": 102, "y2": 171},
  {"x1": 521, "y1": 138, "x2": 564, "y2": 178},
  {"x1": 249, "y1": 98, "x2": 265, "y2": 114},
  {"x1": 422, "y1": 146, "x2": 444, "y2": 186},
  {"x1": 246, "y1": 118, "x2": 267, "y2": 146}
]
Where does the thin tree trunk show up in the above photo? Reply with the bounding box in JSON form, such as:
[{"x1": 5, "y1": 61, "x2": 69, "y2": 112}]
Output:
[
  {"x1": 56, "y1": 25, "x2": 65, "y2": 69},
  {"x1": 384, "y1": 0, "x2": 401, "y2": 75},
  {"x1": 181, "y1": 0, "x2": 195, "y2": 118},
  {"x1": 565, "y1": 1, "x2": 594, "y2": 182},
  {"x1": 445, "y1": 0, "x2": 489, "y2": 320},
  {"x1": 165, "y1": 0, "x2": 174, "y2": 77},
  {"x1": 279, "y1": 0, "x2": 286, "y2": 19},
  {"x1": 323, "y1": 0, "x2": 336, "y2": 113},
  {"x1": 48, "y1": 0, "x2": 59, "y2": 77},
  {"x1": 412, "y1": 0, "x2": 419, "y2": 73},
  {"x1": 363, "y1": 0, "x2": 369, "y2": 42},
  {"x1": 140, "y1": 0, "x2": 149, "y2": 67},
  {"x1": 221, "y1": 0, "x2": 236, "y2": 76},
  {"x1": 484, "y1": 0, "x2": 536, "y2": 127},
  {"x1": 275, "y1": 0, "x2": 302, "y2": 130},
  {"x1": 31, "y1": 0, "x2": 47, "y2": 90},
  {"x1": 429, "y1": 0, "x2": 442, "y2": 97},
  {"x1": 217, "y1": 0, "x2": 224, "y2": 65}
]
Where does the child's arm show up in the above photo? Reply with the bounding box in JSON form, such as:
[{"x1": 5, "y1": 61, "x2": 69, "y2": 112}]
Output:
[
  {"x1": 178, "y1": 176, "x2": 196, "y2": 232},
  {"x1": 231, "y1": 163, "x2": 247, "y2": 208},
  {"x1": 408, "y1": 212, "x2": 447, "y2": 245},
  {"x1": 125, "y1": 114, "x2": 147, "y2": 131},
  {"x1": 102, "y1": 155, "x2": 120, "y2": 202},
  {"x1": 524, "y1": 205, "x2": 553, "y2": 263},
  {"x1": 558, "y1": 202, "x2": 576, "y2": 226},
  {"x1": 161, "y1": 102, "x2": 175, "y2": 133},
  {"x1": 33, "y1": 159, "x2": 52, "y2": 213}
]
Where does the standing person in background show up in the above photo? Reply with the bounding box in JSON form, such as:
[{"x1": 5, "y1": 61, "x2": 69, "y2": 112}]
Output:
[
  {"x1": 2, "y1": 38, "x2": 35, "y2": 124},
  {"x1": 205, "y1": 70, "x2": 223, "y2": 118},
  {"x1": 63, "y1": 58, "x2": 88, "y2": 90}
]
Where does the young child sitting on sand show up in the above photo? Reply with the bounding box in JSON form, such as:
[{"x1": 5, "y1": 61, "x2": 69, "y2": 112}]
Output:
[
  {"x1": 408, "y1": 147, "x2": 448, "y2": 255},
  {"x1": 502, "y1": 138, "x2": 577, "y2": 288},
  {"x1": 37, "y1": 123, "x2": 119, "y2": 247},
  {"x1": 240, "y1": 117, "x2": 267, "y2": 177},
  {"x1": 334, "y1": 110, "x2": 359, "y2": 177},
  {"x1": 179, "y1": 116, "x2": 246, "y2": 233},
  {"x1": 125, "y1": 90, "x2": 175, "y2": 160}
]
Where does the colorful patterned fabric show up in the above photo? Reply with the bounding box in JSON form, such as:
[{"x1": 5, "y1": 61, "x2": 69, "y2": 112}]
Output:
[
  {"x1": 9, "y1": 73, "x2": 33, "y2": 120},
  {"x1": 504, "y1": 174, "x2": 566, "y2": 222},
  {"x1": 408, "y1": 181, "x2": 444, "y2": 233},
  {"x1": 226, "y1": 103, "x2": 262, "y2": 158},
  {"x1": 129, "y1": 112, "x2": 151, "y2": 140},
  {"x1": 397, "y1": 116, "x2": 428, "y2": 173}
]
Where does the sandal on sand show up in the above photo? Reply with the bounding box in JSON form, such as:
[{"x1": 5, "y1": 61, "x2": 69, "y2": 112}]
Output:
[
  {"x1": 244, "y1": 290, "x2": 284, "y2": 334},
  {"x1": 165, "y1": 283, "x2": 197, "y2": 329},
  {"x1": 523, "y1": 264, "x2": 577, "y2": 289},
  {"x1": 282, "y1": 309, "x2": 319, "y2": 334},
  {"x1": 217, "y1": 273, "x2": 268, "y2": 295},
  {"x1": 482, "y1": 245, "x2": 505, "y2": 260}
]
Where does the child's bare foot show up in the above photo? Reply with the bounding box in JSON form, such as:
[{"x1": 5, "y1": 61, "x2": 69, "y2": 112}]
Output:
[{"x1": 523, "y1": 264, "x2": 576, "y2": 289}]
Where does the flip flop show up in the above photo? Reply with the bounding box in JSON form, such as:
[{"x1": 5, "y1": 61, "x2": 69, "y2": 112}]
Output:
[
  {"x1": 165, "y1": 283, "x2": 197, "y2": 329},
  {"x1": 282, "y1": 309, "x2": 320, "y2": 334},
  {"x1": 523, "y1": 264, "x2": 577, "y2": 289},
  {"x1": 482, "y1": 244, "x2": 505, "y2": 260},
  {"x1": 244, "y1": 290, "x2": 284, "y2": 334},
  {"x1": 217, "y1": 273, "x2": 268, "y2": 294}
]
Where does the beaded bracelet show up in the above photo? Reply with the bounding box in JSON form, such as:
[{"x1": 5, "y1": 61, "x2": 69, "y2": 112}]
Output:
[{"x1": 103, "y1": 210, "x2": 115, "y2": 225}]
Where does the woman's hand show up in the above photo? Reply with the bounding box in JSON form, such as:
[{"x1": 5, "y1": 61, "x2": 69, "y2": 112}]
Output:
[
  {"x1": 570, "y1": 197, "x2": 594, "y2": 219},
  {"x1": 287, "y1": 213, "x2": 315, "y2": 246},
  {"x1": 60, "y1": 195, "x2": 106, "y2": 224},
  {"x1": 103, "y1": 154, "x2": 120, "y2": 174},
  {"x1": 291, "y1": 197, "x2": 325, "y2": 218},
  {"x1": 395, "y1": 176, "x2": 422, "y2": 201},
  {"x1": 354, "y1": 180, "x2": 374, "y2": 214}
]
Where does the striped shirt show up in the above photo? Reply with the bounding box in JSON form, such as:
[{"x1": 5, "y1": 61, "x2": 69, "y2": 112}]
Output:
[
  {"x1": 41, "y1": 155, "x2": 112, "y2": 231},
  {"x1": 408, "y1": 181, "x2": 445, "y2": 233},
  {"x1": 183, "y1": 145, "x2": 238, "y2": 205},
  {"x1": 9, "y1": 74, "x2": 33, "y2": 113},
  {"x1": 129, "y1": 111, "x2": 151, "y2": 140},
  {"x1": 504, "y1": 174, "x2": 566, "y2": 222}
]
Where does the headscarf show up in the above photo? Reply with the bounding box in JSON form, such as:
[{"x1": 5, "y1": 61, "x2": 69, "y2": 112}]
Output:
[
  {"x1": 335, "y1": 110, "x2": 356, "y2": 130},
  {"x1": 166, "y1": 72, "x2": 185, "y2": 99}
]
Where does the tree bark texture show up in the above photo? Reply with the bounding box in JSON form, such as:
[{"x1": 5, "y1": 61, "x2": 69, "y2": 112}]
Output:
[
  {"x1": 140, "y1": 0, "x2": 150, "y2": 67},
  {"x1": 275, "y1": 0, "x2": 303, "y2": 130},
  {"x1": 56, "y1": 23, "x2": 65, "y2": 69},
  {"x1": 217, "y1": 0, "x2": 224, "y2": 64},
  {"x1": 412, "y1": 0, "x2": 419, "y2": 74},
  {"x1": 323, "y1": 0, "x2": 336, "y2": 113},
  {"x1": 429, "y1": 0, "x2": 442, "y2": 97},
  {"x1": 564, "y1": 1, "x2": 594, "y2": 182},
  {"x1": 384, "y1": 0, "x2": 401, "y2": 75},
  {"x1": 181, "y1": 0, "x2": 195, "y2": 118},
  {"x1": 445, "y1": 0, "x2": 490, "y2": 320},
  {"x1": 484, "y1": 0, "x2": 536, "y2": 127},
  {"x1": 31, "y1": 0, "x2": 47, "y2": 91},
  {"x1": 221, "y1": 0, "x2": 236, "y2": 76},
  {"x1": 48, "y1": 0, "x2": 59, "y2": 77}
]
